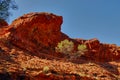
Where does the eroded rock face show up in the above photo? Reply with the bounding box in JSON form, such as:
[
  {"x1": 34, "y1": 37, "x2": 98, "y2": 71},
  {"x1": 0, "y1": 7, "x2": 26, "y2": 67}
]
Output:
[
  {"x1": 0, "y1": 19, "x2": 8, "y2": 27},
  {"x1": 5, "y1": 12, "x2": 120, "y2": 62},
  {"x1": 0, "y1": 12, "x2": 120, "y2": 80},
  {"x1": 9, "y1": 12, "x2": 69, "y2": 54},
  {"x1": 75, "y1": 38, "x2": 120, "y2": 62}
]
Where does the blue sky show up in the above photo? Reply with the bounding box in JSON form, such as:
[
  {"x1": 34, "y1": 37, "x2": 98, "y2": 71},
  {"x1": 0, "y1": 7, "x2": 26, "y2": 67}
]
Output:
[{"x1": 9, "y1": 0, "x2": 120, "y2": 45}]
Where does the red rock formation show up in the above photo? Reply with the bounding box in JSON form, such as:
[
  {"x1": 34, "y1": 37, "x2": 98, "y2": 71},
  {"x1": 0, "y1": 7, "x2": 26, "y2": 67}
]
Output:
[
  {"x1": 0, "y1": 20, "x2": 9, "y2": 36},
  {"x1": 34, "y1": 73, "x2": 94, "y2": 80},
  {"x1": 0, "y1": 19, "x2": 8, "y2": 27},
  {"x1": 0, "y1": 12, "x2": 120, "y2": 80},
  {"x1": 9, "y1": 12, "x2": 69, "y2": 55},
  {"x1": 75, "y1": 38, "x2": 120, "y2": 62},
  {"x1": 8, "y1": 12, "x2": 120, "y2": 62}
]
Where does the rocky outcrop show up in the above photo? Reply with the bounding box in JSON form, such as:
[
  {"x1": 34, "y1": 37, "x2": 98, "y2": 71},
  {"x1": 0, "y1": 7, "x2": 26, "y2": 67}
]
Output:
[
  {"x1": 75, "y1": 38, "x2": 120, "y2": 62},
  {"x1": 9, "y1": 12, "x2": 69, "y2": 55},
  {"x1": 0, "y1": 12, "x2": 120, "y2": 80},
  {"x1": 0, "y1": 19, "x2": 8, "y2": 27},
  {"x1": 7, "y1": 12, "x2": 120, "y2": 62},
  {"x1": 0, "y1": 20, "x2": 9, "y2": 36}
]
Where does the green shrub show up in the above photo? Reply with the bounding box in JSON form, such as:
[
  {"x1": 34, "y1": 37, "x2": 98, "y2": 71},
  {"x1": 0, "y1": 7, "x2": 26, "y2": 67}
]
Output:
[
  {"x1": 77, "y1": 44, "x2": 87, "y2": 55},
  {"x1": 43, "y1": 66, "x2": 50, "y2": 73},
  {"x1": 55, "y1": 39, "x2": 74, "y2": 54},
  {"x1": 78, "y1": 44, "x2": 87, "y2": 52},
  {"x1": 55, "y1": 39, "x2": 88, "y2": 58}
]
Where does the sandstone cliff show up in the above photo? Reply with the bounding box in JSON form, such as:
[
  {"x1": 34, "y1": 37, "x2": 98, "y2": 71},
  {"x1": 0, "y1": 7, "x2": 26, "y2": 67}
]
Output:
[
  {"x1": 0, "y1": 12, "x2": 120, "y2": 80},
  {"x1": 0, "y1": 19, "x2": 8, "y2": 27}
]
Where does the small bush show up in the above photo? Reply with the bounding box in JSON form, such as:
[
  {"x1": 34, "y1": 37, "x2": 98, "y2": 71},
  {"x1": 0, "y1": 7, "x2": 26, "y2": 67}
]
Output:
[
  {"x1": 55, "y1": 39, "x2": 88, "y2": 58},
  {"x1": 55, "y1": 39, "x2": 74, "y2": 54},
  {"x1": 77, "y1": 44, "x2": 87, "y2": 55},
  {"x1": 78, "y1": 44, "x2": 87, "y2": 52},
  {"x1": 43, "y1": 66, "x2": 50, "y2": 73}
]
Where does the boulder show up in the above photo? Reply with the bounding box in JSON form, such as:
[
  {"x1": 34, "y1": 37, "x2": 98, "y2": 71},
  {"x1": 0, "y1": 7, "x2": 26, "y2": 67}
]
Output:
[{"x1": 9, "y1": 12, "x2": 69, "y2": 54}]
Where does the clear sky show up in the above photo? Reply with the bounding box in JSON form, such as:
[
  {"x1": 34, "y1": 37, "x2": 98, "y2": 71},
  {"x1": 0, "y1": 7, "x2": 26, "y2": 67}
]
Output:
[{"x1": 9, "y1": 0, "x2": 120, "y2": 45}]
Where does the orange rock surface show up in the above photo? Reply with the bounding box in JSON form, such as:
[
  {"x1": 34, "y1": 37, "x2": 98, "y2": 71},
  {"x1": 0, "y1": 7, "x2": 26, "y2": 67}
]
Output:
[
  {"x1": 0, "y1": 19, "x2": 8, "y2": 27},
  {"x1": 75, "y1": 38, "x2": 120, "y2": 62},
  {"x1": 0, "y1": 12, "x2": 120, "y2": 80},
  {"x1": 9, "y1": 12, "x2": 69, "y2": 54}
]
